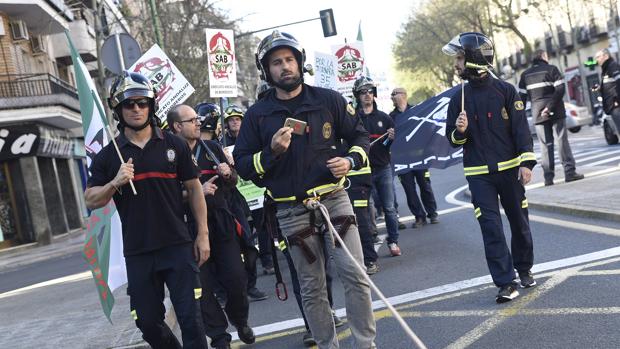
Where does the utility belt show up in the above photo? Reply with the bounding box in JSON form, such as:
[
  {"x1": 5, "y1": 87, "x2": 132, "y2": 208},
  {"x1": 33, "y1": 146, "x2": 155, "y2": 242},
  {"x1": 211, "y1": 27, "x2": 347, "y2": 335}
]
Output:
[
  {"x1": 266, "y1": 177, "x2": 347, "y2": 205},
  {"x1": 284, "y1": 212, "x2": 356, "y2": 264}
]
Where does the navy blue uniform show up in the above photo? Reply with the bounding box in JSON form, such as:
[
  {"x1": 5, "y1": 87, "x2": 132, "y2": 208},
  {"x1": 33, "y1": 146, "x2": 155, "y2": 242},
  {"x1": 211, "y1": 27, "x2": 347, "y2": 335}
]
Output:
[
  {"x1": 233, "y1": 84, "x2": 369, "y2": 202},
  {"x1": 187, "y1": 140, "x2": 249, "y2": 348},
  {"x1": 390, "y1": 105, "x2": 438, "y2": 221},
  {"x1": 446, "y1": 76, "x2": 537, "y2": 288},
  {"x1": 88, "y1": 127, "x2": 207, "y2": 349}
]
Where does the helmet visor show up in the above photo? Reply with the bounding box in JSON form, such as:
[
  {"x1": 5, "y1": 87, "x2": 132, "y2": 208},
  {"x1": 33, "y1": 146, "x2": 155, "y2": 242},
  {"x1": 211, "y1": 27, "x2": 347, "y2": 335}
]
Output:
[{"x1": 442, "y1": 35, "x2": 463, "y2": 56}]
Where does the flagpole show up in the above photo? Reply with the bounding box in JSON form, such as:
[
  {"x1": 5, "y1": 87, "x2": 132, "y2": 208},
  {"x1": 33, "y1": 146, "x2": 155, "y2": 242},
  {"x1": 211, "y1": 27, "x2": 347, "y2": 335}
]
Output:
[
  {"x1": 92, "y1": 91, "x2": 137, "y2": 195},
  {"x1": 461, "y1": 80, "x2": 465, "y2": 113}
]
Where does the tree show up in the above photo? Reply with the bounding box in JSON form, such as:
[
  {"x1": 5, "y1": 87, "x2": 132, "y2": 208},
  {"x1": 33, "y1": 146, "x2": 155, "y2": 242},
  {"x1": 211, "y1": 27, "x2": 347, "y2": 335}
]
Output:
[
  {"x1": 126, "y1": 0, "x2": 260, "y2": 106},
  {"x1": 393, "y1": 0, "x2": 490, "y2": 96},
  {"x1": 487, "y1": 0, "x2": 533, "y2": 59}
]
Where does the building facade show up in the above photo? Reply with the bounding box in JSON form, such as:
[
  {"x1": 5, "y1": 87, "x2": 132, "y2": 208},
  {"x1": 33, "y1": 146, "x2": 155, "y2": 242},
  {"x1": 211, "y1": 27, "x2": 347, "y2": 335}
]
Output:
[{"x1": 0, "y1": 0, "x2": 129, "y2": 250}]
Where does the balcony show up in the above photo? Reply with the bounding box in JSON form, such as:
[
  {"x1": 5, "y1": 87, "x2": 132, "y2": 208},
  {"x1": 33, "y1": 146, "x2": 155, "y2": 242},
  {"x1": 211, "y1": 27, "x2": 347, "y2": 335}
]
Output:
[
  {"x1": 0, "y1": 0, "x2": 71, "y2": 34},
  {"x1": 52, "y1": 11, "x2": 97, "y2": 66},
  {"x1": 0, "y1": 74, "x2": 82, "y2": 132}
]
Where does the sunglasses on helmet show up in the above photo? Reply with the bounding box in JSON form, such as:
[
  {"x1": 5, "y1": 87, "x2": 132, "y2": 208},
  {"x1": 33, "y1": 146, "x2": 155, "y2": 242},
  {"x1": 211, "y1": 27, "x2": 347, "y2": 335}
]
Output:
[
  {"x1": 121, "y1": 98, "x2": 150, "y2": 109},
  {"x1": 225, "y1": 105, "x2": 244, "y2": 115}
]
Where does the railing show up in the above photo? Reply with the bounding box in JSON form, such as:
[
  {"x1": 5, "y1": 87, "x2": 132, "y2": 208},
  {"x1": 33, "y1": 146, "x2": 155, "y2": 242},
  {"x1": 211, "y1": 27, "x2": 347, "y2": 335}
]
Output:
[{"x1": 0, "y1": 74, "x2": 78, "y2": 100}]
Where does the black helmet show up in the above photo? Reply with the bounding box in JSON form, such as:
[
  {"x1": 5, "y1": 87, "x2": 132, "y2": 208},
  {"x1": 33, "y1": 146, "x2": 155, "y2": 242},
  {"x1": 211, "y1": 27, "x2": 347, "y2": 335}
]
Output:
[
  {"x1": 108, "y1": 71, "x2": 159, "y2": 129},
  {"x1": 255, "y1": 30, "x2": 307, "y2": 84},
  {"x1": 352, "y1": 76, "x2": 377, "y2": 99},
  {"x1": 224, "y1": 104, "x2": 244, "y2": 123},
  {"x1": 443, "y1": 32, "x2": 494, "y2": 77},
  {"x1": 194, "y1": 102, "x2": 220, "y2": 132},
  {"x1": 256, "y1": 80, "x2": 273, "y2": 100}
]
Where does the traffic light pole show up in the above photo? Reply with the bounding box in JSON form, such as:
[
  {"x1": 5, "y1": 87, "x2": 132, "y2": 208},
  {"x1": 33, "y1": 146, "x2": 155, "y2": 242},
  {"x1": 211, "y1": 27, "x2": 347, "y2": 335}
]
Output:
[{"x1": 235, "y1": 9, "x2": 336, "y2": 39}]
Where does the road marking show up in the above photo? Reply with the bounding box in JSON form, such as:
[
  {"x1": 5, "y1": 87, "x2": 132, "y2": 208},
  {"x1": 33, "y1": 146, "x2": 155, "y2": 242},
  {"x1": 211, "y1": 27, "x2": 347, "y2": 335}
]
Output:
[
  {"x1": 233, "y1": 246, "x2": 620, "y2": 340},
  {"x1": 584, "y1": 154, "x2": 620, "y2": 167},
  {"x1": 0, "y1": 271, "x2": 91, "y2": 299},
  {"x1": 575, "y1": 148, "x2": 620, "y2": 163}
]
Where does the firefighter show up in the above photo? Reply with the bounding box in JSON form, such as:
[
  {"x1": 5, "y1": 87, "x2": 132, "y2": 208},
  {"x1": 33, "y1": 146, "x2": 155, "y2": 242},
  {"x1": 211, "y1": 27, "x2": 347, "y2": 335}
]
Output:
[
  {"x1": 595, "y1": 48, "x2": 620, "y2": 137},
  {"x1": 518, "y1": 49, "x2": 583, "y2": 186},
  {"x1": 233, "y1": 30, "x2": 376, "y2": 348},
  {"x1": 85, "y1": 72, "x2": 209, "y2": 348},
  {"x1": 167, "y1": 104, "x2": 255, "y2": 348},
  {"x1": 443, "y1": 32, "x2": 537, "y2": 303},
  {"x1": 353, "y1": 76, "x2": 402, "y2": 257}
]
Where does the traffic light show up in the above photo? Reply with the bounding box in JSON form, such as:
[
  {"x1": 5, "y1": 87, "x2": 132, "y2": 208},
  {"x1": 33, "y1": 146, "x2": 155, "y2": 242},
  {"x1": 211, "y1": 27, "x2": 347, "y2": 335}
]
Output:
[
  {"x1": 584, "y1": 57, "x2": 597, "y2": 71},
  {"x1": 320, "y1": 9, "x2": 337, "y2": 37}
]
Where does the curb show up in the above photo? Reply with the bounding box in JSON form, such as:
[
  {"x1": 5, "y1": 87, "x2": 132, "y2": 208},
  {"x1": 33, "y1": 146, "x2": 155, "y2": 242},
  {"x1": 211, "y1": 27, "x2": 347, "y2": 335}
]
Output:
[{"x1": 527, "y1": 201, "x2": 620, "y2": 223}]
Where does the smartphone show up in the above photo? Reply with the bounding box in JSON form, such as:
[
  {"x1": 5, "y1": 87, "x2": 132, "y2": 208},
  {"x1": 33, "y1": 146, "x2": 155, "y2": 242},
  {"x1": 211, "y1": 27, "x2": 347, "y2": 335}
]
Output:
[{"x1": 284, "y1": 117, "x2": 307, "y2": 136}]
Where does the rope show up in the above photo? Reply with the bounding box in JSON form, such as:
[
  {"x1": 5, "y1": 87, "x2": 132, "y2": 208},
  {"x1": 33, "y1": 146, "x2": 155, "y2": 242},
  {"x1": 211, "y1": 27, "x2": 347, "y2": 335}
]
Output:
[{"x1": 304, "y1": 198, "x2": 428, "y2": 349}]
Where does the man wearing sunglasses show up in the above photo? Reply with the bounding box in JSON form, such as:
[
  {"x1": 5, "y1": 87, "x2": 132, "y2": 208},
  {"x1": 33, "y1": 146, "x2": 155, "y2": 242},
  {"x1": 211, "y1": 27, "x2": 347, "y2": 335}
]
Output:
[
  {"x1": 85, "y1": 72, "x2": 210, "y2": 348},
  {"x1": 353, "y1": 76, "x2": 402, "y2": 258},
  {"x1": 167, "y1": 104, "x2": 255, "y2": 349}
]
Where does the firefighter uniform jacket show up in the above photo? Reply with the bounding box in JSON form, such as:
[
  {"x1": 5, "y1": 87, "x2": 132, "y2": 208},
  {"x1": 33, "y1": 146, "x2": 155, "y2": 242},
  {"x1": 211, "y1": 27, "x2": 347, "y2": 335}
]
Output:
[
  {"x1": 600, "y1": 58, "x2": 620, "y2": 114},
  {"x1": 446, "y1": 76, "x2": 537, "y2": 176},
  {"x1": 518, "y1": 59, "x2": 566, "y2": 124},
  {"x1": 358, "y1": 104, "x2": 394, "y2": 169},
  {"x1": 233, "y1": 84, "x2": 369, "y2": 203}
]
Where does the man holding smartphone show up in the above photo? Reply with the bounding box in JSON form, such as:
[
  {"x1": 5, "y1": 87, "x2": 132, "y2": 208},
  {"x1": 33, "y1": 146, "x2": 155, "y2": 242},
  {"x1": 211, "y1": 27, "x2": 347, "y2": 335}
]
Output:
[
  {"x1": 233, "y1": 30, "x2": 376, "y2": 349},
  {"x1": 443, "y1": 32, "x2": 537, "y2": 304}
]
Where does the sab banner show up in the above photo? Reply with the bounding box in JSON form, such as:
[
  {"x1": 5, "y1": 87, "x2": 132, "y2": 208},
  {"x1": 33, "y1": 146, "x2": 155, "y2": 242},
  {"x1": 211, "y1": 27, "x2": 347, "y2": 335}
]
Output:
[
  {"x1": 331, "y1": 43, "x2": 365, "y2": 99},
  {"x1": 392, "y1": 85, "x2": 463, "y2": 174},
  {"x1": 130, "y1": 44, "x2": 195, "y2": 124},
  {"x1": 205, "y1": 29, "x2": 238, "y2": 98}
]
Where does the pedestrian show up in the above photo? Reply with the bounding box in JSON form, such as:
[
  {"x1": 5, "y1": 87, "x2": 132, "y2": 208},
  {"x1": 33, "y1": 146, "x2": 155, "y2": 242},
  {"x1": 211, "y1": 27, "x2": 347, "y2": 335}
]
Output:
[
  {"x1": 344, "y1": 95, "x2": 380, "y2": 273},
  {"x1": 443, "y1": 32, "x2": 537, "y2": 303},
  {"x1": 389, "y1": 87, "x2": 440, "y2": 227},
  {"x1": 218, "y1": 106, "x2": 270, "y2": 302},
  {"x1": 233, "y1": 30, "x2": 376, "y2": 349},
  {"x1": 354, "y1": 76, "x2": 402, "y2": 257},
  {"x1": 595, "y1": 48, "x2": 620, "y2": 137},
  {"x1": 167, "y1": 104, "x2": 255, "y2": 348},
  {"x1": 518, "y1": 49, "x2": 584, "y2": 186},
  {"x1": 84, "y1": 71, "x2": 209, "y2": 348},
  {"x1": 223, "y1": 104, "x2": 276, "y2": 276}
]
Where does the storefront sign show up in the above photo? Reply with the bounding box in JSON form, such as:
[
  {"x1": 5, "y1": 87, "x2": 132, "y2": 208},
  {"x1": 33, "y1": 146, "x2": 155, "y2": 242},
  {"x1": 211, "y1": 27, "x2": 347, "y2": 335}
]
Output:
[{"x1": 0, "y1": 124, "x2": 75, "y2": 161}]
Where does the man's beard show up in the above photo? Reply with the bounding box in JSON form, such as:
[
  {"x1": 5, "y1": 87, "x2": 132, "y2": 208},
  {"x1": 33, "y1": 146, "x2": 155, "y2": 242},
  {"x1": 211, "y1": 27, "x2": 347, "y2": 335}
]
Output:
[{"x1": 272, "y1": 73, "x2": 302, "y2": 92}]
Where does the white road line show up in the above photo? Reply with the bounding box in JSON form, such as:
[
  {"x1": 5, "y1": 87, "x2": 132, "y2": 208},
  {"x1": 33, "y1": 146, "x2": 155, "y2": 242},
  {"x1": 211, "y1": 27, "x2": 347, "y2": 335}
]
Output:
[
  {"x1": 402, "y1": 307, "x2": 620, "y2": 318},
  {"x1": 576, "y1": 148, "x2": 620, "y2": 163},
  {"x1": 584, "y1": 154, "x2": 620, "y2": 167},
  {"x1": 0, "y1": 271, "x2": 92, "y2": 299},
  {"x1": 240, "y1": 246, "x2": 620, "y2": 338}
]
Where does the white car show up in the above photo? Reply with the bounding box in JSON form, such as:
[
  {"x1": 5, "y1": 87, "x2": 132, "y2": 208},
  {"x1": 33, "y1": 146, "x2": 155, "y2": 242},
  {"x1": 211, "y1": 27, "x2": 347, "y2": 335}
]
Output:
[{"x1": 525, "y1": 102, "x2": 592, "y2": 135}]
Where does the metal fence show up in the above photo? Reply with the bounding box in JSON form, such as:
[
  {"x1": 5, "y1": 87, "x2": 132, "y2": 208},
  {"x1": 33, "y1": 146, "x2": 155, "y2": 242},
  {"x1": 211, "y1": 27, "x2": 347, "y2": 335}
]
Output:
[{"x1": 0, "y1": 74, "x2": 78, "y2": 99}]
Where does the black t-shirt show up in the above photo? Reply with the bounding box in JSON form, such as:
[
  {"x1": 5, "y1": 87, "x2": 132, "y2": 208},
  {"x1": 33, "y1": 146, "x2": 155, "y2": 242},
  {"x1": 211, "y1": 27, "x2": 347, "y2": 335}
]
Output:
[
  {"x1": 87, "y1": 127, "x2": 199, "y2": 256},
  {"x1": 359, "y1": 107, "x2": 395, "y2": 169},
  {"x1": 277, "y1": 86, "x2": 306, "y2": 114}
]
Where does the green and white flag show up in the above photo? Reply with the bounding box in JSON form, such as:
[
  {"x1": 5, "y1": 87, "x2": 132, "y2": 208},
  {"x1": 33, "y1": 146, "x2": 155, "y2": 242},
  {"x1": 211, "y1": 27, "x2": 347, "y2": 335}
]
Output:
[{"x1": 66, "y1": 31, "x2": 127, "y2": 322}]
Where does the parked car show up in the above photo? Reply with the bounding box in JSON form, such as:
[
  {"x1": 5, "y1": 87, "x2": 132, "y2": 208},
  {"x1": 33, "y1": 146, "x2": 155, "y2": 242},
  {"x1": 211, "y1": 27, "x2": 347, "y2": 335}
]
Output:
[
  {"x1": 603, "y1": 114, "x2": 619, "y2": 145},
  {"x1": 525, "y1": 101, "x2": 592, "y2": 135}
]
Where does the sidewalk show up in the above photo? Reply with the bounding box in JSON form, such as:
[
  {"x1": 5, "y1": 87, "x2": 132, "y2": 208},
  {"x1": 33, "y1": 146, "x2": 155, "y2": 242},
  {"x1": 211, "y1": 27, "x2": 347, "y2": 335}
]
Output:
[{"x1": 524, "y1": 167, "x2": 620, "y2": 223}]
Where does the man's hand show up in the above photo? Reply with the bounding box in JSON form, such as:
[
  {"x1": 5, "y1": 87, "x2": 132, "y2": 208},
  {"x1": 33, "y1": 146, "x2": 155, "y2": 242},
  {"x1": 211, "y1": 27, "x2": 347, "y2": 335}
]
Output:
[
  {"x1": 202, "y1": 175, "x2": 218, "y2": 195},
  {"x1": 541, "y1": 107, "x2": 550, "y2": 118},
  {"x1": 387, "y1": 128, "x2": 395, "y2": 140},
  {"x1": 194, "y1": 233, "x2": 210, "y2": 266},
  {"x1": 518, "y1": 167, "x2": 532, "y2": 185},
  {"x1": 456, "y1": 111, "x2": 468, "y2": 133},
  {"x1": 217, "y1": 163, "x2": 232, "y2": 178},
  {"x1": 271, "y1": 127, "x2": 293, "y2": 156},
  {"x1": 326, "y1": 157, "x2": 351, "y2": 178},
  {"x1": 111, "y1": 158, "x2": 134, "y2": 188}
]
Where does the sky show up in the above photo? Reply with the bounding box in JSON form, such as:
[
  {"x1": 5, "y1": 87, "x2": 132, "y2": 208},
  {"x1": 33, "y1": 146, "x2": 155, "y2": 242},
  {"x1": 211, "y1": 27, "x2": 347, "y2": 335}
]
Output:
[{"x1": 217, "y1": 0, "x2": 416, "y2": 92}]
